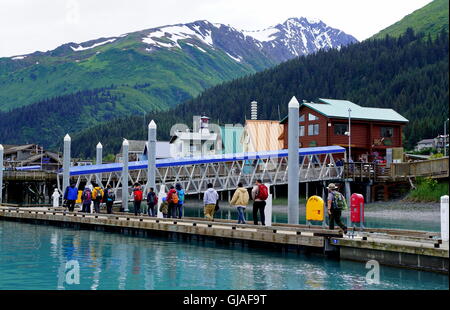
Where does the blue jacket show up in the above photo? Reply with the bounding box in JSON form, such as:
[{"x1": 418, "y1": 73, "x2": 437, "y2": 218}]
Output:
[{"x1": 64, "y1": 186, "x2": 78, "y2": 201}]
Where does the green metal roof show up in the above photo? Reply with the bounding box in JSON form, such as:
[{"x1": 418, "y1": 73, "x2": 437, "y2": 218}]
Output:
[{"x1": 280, "y1": 98, "x2": 409, "y2": 123}]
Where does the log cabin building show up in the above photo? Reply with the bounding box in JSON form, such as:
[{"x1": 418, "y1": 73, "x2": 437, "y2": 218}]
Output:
[{"x1": 279, "y1": 98, "x2": 409, "y2": 161}]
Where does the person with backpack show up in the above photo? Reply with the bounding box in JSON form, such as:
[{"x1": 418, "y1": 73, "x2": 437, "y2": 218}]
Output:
[
  {"x1": 175, "y1": 183, "x2": 185, "y2": 219},
  {"x1": 251, "y1": 179, "x2": 268, "y2": 226},
  {"x1": 166, "y1": 185, "x2": 179, "y2": 218},
  {"x1": 159, "y1": 197, "x2": 169, "y2": 218},
  {"x1": 327, "y1": 183, "x2": 348, "y2": 234},
  {"x1": 146, "y1": 187, "x2": 158, "y2": 217},
  {"x1": 230, "y1": 183, "x2": 249, "y2": 224},
  {"x1": 81, "y1": 185, "x2": 92, "y2": 213},
  {"x1": 104, "y1": 184, "x2": 115, "y2": 214},
  {"x1": 133, "y1": 183, "x2": 143, "y2": 216},
  {"x1": 63, "y1": 182, "x2": 78, "y2": 212},
  {"x1": 203, "y1": 183, "x2": 219, "y2": 221},
  {"x1": 92, "y1": 184, "x2": 104, "y2": 214}
]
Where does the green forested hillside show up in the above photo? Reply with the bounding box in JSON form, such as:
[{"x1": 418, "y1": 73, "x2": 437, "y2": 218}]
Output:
[
  {"x1": 0, "y1": 85, "x2": 170, "y2": 148},
  {"x1": 0, "y1": 39, "x2": 259, "y2": 112},
  {"x1": 69, "y1": 29, "x2": 449, "y2": 158},
  {"x1": 372, "y1": 0, "x2": 449, "y2": 39}
]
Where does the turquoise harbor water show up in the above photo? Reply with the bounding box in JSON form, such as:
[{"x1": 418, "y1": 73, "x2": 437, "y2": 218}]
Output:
[{"x1": 0, "y1": 220, "x2": 448, "y2": 290}]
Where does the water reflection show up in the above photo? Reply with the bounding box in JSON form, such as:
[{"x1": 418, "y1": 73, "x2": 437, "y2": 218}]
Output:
[{"x1": 0, "y1": 220, "x2": 447, "y2": 290}]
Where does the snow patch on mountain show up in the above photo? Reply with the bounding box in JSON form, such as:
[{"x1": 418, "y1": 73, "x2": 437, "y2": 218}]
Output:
[
  {"x1": 243, "y1": 28, "x2": 280, "y2": 42},
  {"x1": 186, "y1": 42, "x2": 207, "y2": 53},
  {"x1": 71, "y1": 38, "x2": 117, "y2": 52},
  {"x1": 12, "y1": 55, "x2": 26, "y2": 60},
  {"x1": 143, "y1": 24, "x2": 214, "y2": 49},
  {"x1": 225, "y1": 52, "x2": 242, "y2": 62}
]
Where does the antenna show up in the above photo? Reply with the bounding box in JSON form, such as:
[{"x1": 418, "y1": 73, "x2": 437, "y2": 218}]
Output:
[{"x1": 278, "y1": 105, "x2": 281, "y2": 121}]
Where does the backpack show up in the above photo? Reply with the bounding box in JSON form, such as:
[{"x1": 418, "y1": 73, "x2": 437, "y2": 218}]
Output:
[
  {"x1": 82, "y1": 189, "x2": 91, "y2": 202},
  {"x1": 177, "y1": 190, "x2": 185, "y2": 203},
  {"x1": 92, "y1": 188, "x2": 102, "y2": 201},
  {"x1": 333, "y1": 192, "x2": 348, "y2": 210},
  {"x1": 134, "y1": 189, "x2": 143, "y2": 201},
  {"x1": 106, "y1": 189, "x2": 115, "y2": 202},
  {"x1": 147, "y1": 192, "x2": 158, "y2": 205},
  {"x1": 257, "y1": 184, "x2": 268, "y2": 200},
  {"x1": 171, "y1": 191, "x2": 179, "y2": 204}
]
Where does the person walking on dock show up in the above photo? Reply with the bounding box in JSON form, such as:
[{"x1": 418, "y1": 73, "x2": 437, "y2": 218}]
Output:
[
  {"x1": 92, "y1": 184, "x2": 104, "y2": 214},
  {"x1": 203, "y1": 183, "x2": 219, "y2": 221},
  {"x1": 175, "y1": 183, "x2": 185, "y2": 219},
  {"x1": 252, "y1": 179, "x2": 268, "y2": 226},
  {"x1": 63, "y1": 182, "x2": 78, "y2": 212},
  {"x1": 159, "y1": 197, "x2": 169, "y2": 218},
  {"x1": 104, "y1": 184, "x2": 115, "y2": 214},
  {"x1": 81, "y1": 185, "x2": 92, "y2": 213},
  {"x1": 133, "y1": 183, "x2": 143, "y2": 216},
  {"x1": 230, "y1": 183, "x2": 249, "y2": 224},
  {"x1": 327, "y1": 183, "x2": 348, "y2": 234},
  {"x1": 146, "y1": 187, "x2": 158, "y2": 217},
  {"x1": 166, "y1": 185, "x2": 179, "y2": 218}
]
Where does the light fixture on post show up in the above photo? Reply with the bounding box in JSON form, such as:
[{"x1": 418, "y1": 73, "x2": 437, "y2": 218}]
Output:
[{"x1": 445, "y1": 118, "x2": 449, "y2": 157}]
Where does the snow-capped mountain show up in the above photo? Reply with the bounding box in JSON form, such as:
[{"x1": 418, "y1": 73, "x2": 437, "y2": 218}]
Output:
[
  {"x1": 11, "y1": 17, "x2": 357, "y2": 66},
  {"x1": 1, "y1": 17, "x2": 357, "y2": 112},
  {"x1": 137, "y1": 17, "x2": 357, "y2": 64}
]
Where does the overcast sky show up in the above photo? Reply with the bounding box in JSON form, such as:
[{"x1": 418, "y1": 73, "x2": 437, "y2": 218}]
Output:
[{"x1": 0, "y1": 0, "x2": 433, "y2": 57}]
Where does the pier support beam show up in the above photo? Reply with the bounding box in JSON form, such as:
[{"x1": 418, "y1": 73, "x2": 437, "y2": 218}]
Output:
[
  {"x1": 0, "y1": 144, "x2": 3, "y2": 204},
  {"x1": 288, "y1": 96, "x2": 300, "y2": 225},
  {"x1": 365, "y1": 183, "x2": 372, "y2": 204},
  {"x1": 96, "y1": 142, "x2": 102, "y2": 186},
  {"x1": 322, "y1": 182, "x2": 327, "y2": 228},
  {"x1": 63, "y1": 134, "x2": 71, "y2": 195},
  {"x1": 441, "y1": 195, "x2": 449, "y2": 242},
  {"x1": 122, "y1": 139, "x2": 129, "y2": 212},
  {"x1": 345, "y1": 181, "x2": 351, "y2": 227},
  {"x1": 147, "y1": 120, "x2": 157, "y2": 195}
]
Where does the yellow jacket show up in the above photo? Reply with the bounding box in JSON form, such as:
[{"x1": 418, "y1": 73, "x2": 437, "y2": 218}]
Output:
[
  {"x1": 93, "y1": 187, "x2": 104, "y2": 200},
  {"x1": 230, "y1": 187, "x2": 249, "y2": 207}
]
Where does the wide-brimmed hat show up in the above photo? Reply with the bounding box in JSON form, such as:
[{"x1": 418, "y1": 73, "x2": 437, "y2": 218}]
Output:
[{"x1": 327, "y1": 183, "x2": 337, "y2": 190}]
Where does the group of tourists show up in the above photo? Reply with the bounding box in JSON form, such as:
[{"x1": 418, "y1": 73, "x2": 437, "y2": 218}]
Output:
[
  {"x1": 130, "y1": 182, "x2": 186, "y2": 218},
  {"x1": 158, "y1": 183, "x2": 185, "y2": 218},
  {"x1": 203, "y1": 179, "x2": 268, "y2": 225},
  {"x1": 63, "y1": 179, "x2": 348, "y2": 233},
  {"x1": 63, "y1": 182, "x2": 115, "y2": 214}
]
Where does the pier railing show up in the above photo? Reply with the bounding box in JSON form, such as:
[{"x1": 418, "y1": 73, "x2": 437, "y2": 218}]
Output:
[
  {"x1": 390, "y1": 157, "x2": 449, "y2": 180},
  {"x1": 4, "y1": 170, "x2": 56, "y2": 181},
  {"x1": 344, "y1": 157, "x2": 449, "y2": 181}
]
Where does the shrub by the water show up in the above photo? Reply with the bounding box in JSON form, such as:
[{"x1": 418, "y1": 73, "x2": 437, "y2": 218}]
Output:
[{"x1": 407, "y1": 177, "x2": 449, "y2": 202}]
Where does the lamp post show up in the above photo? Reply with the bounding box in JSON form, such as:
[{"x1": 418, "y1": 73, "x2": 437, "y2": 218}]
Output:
[
  {"x1": 348, "y1": 108, "x2": 352, "y2": 162},
  {"x1": 445, "y1": 118, "x2": 449, "y2": 157}
]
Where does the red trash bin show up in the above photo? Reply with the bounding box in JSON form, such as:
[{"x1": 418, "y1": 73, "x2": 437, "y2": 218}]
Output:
[{"x1": 351, "y1": 193, "x2": 365, "y2": 223}]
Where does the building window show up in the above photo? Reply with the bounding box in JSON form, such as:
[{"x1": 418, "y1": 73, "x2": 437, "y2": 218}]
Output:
[
  {"x1": 308, "y1": 113, "x2": 318, "y2": 121},
  {"x1": 381, "y1": 127, "x2": 394, "y2": 138},
  {"x1": 299, "y1": 114, "x2": 305, "y2": 122},
  {"x1": 334, "y1": 124, "x2": 348, "y2": 135},
  {"x1": 300, "y1": 126, "x2": 305, "y2": 137},
  {"x1": 308, "y1": 124, "x2": 319, "y2": 136}
]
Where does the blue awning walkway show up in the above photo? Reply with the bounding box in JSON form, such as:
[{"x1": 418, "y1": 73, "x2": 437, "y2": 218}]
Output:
[{"x1": 68, "y1": 146, "x2": 345, "y2": 176}]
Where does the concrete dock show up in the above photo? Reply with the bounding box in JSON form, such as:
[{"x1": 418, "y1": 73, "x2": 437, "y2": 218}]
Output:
[{"x1": 0, "y1": 206, "x2": 448, "y2": 274}]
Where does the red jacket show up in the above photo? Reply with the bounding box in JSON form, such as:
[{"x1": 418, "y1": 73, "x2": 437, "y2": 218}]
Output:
[{"x1": 167, "y1": 189, "x2": 177, "y2": 204}]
